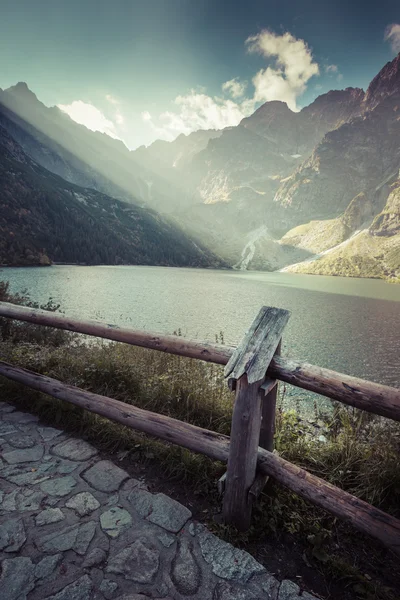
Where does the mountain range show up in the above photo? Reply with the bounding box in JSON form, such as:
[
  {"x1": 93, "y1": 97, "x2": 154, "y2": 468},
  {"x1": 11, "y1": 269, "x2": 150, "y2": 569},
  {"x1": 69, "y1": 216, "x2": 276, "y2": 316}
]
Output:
[{"x1": 0, "y1": 53, "x2": 399, "y2": 279}]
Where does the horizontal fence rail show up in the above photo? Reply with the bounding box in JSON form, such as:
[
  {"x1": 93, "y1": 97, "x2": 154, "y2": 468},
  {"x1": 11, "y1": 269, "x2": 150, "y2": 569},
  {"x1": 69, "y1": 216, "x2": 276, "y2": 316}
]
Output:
[
  {"x1": 0, "y1": 300, "x2": 399, "y2": 553},
  {"x1": 0, "y1": 360, "x2": 399, "y2": 554},
  {"x1": 0, "y1": 301, "x2": 399, "y2": 421}
]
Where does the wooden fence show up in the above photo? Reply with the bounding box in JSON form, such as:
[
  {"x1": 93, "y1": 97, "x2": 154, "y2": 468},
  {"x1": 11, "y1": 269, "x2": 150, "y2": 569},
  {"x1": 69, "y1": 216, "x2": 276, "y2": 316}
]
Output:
[{"x1": 0, "y1": 301, "x2": 399, "y2": 554}]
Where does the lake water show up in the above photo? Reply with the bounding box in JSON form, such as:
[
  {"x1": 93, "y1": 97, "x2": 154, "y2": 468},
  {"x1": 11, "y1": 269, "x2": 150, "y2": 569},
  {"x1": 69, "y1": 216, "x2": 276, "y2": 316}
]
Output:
[{"x1": 1, "y1": 265, "x2": 399, "y2": 415}]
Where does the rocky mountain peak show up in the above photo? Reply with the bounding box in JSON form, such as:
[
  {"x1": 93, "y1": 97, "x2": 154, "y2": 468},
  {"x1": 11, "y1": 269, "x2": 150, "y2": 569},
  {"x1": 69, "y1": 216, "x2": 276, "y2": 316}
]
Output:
[
  {"x1": 4, "y1": 81, "x2": 39, "y2": 102},
  {"x1": 364, "y1": 52, "x2": 400, "y2": 109}
]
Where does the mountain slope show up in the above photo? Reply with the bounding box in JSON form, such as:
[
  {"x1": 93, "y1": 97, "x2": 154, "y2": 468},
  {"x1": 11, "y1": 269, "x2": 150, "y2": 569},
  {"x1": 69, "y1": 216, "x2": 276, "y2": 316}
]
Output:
[
  {"x1": 0, "y1": 126, "x2": 225, "y2": 268},
  {"x1": 0, "y1": 83, "x2": 184, "y2": 213}
]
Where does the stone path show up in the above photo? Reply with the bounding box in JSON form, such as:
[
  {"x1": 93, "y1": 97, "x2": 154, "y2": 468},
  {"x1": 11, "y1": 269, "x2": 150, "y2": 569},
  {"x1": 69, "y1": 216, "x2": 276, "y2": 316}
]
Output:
[{"x1": 0, "y1": 401, "x2": 319, "y2": 600}]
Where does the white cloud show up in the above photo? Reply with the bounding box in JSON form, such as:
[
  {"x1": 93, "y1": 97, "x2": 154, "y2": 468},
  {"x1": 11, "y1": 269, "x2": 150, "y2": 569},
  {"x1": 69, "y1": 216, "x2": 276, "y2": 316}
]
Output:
[
  {"x1": 325, "y1": 64, "x2": 343, "y2": 82},
  {"x1": 245, "y1": 30, "x2": 319, "y2": 111},
  {"x1": 222, "y1": 78, "x2": 247, "y2": 99},
  {"x1": 325, "y1": 64, "x2": 338, "y2": 74},
  {"x1": 143, "y1": 92, "x2": 250, "y2": 142},
  {"x1": 141, "y1": 30, "x2": 320, "y2": 142},
  {"x1": 141, "y1": 111, "x2": 152, "y2": 122},
  {"x1": 58, "y1": 100, "x2": 120, "y2": 138},
  {"x1": 105, "y1": 94, "x2": 119, "y2": 105},
  {"x1": 385, "y1": 23, "x2": 400, "y2": 53}
]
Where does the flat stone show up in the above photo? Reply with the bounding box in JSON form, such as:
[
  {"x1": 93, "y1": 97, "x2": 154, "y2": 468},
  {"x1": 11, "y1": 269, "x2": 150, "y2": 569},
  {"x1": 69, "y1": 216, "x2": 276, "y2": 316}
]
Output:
[
  {"x1": 278, "y1": 580, "x2": 301, "y2": 599},
  {"x1": 128, "y1": 489, "x2": 191, "y2": 532},
  {"x1": 171, "y1": 538, "x2": 201, "y2": 595},
  {"x1": 2, "y1": 445, "x2": 44, "y2": 464},
  {"x1": 157, "y1": 532, "x2": 176, "y2": 547},
  {"x1": 261, "y1": 576, "x2": 280, "y2": 599},
  {"x1": 0, "y1": 488, "x2": 45, "y2": 512},
  {"x1": 198, "y1": 531, "x2": 265, "y2": 583},
  {"x1": 7, "y1": 434, "x2": 36, "y2": 448},
  {"x1": 65, "y1": 492, "x2": 100, "y2": 516},
  {"x1": 100, "y1": 507, "x2": 132, "y2": 538},
  {"x1": 38, "y1": 426, "x2": 63, "y2": 441},
  {"x1": 40, "y1": 475, "x2": 77, "y2": 497},
  {"x1": 0, "y1": 518, "x2": 26, "y2": 552},
  {"x1": 35, "y1": 521, "x2": 96, "y2": 555},
  {"x1": 35, "y1": 553, "x2": 62, "y2": 580},
  {"x1": 2, "y1": 461, "x2": 56, "y2": 485},
  {"x1": 106, "y1": 539, "x2": 160, "y2": 583},
  {"x1": 0, "y1": 402, "x2": 16, "y2": 412},
  {"x1": 0, "y1": 556, "x2": 35, "y2": 600},
  {"x1": 213, "y1": 582, "x2": 257, "y2": 599},
  {"x1": 82, "y1": 460, "x2": 129, "y2": 492},
  {"x1": 5, "y1": 411, "x2": 39, "y2": 424},
  {"x1": 99, "y1": 579, "x2": 119, "y2": 599},
  {"x1": 83, "y1": 548, "x2": 107, "y2": 568},
  {"x1": 0, "y1": 422, "x2": 18, "y2": 435},
  {"x1": 44, "y1": 574, "x2": 93, "y2": 600},
  {"x1": 52, "y1": 439, "x2": 97, "y2": 461},
  {"x1": 35, "y1": 508, "x2": 65, "y2": 526}
]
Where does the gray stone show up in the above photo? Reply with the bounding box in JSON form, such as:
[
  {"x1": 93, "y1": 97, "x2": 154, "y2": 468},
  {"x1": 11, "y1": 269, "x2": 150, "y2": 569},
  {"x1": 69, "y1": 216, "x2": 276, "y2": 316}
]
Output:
[
  {"x1": 83, "y1": 548, "x2": 107, "y2": 568},
  {"x1": 0, "y1": 518, "x2": 26, "y2": 552},
  {"x1": 2, "y1": 444, "x2": 44, "y2": 464},
  {"x1": 0, "y1": 422, "x2": 17, "y2": 435},
  {"x1": 38, "y1": 426, "x2": 63, "y2": 441},
  {"x1": 0, "y1": 402, "x2": 16, "y2": 412},
  {"x1": 40, "y1": 475, "x2": 77, "y2": 497},
  {"x1": 35, "y1": 508, "x2": 65, "y2": 526},
  {"x1": 6, "y1": 411, "x2": 39, "y2": 424},
  {"x1": 114, "y1": 596, "x2": 164, "y2": 600},
  {"x1": 106, "y1": 539, "x2": 160, "y2": 583},
  {"x1": 65, "y1": 492, "x2": 100, "y2": 516},
  {"x1": 0, "y1": 556, "x2": 35, "y2": 600},
  {"x1": 82, "y1": 460, "x2": 129, "y2": 492},
  {"x1": 157, "y1": 532, "x2": 176, "y2": 547},
  {"x1": 3, "y1": 461, "x2": 56, "y2": 485},
  {"x1": 198, "y1": 531, "x2": 265, "y2": 583},
  {"x1": 128, "y1": 489, "x2": 191, "y2": 532},
  {"x1": 99, "y1": 579, "x2": 118, "y2": 599},
  {"x1": 278, "y1": 580, "x2": 301, "y2": 599},
  {"x1": 100, "y1": 507, "x2": 132, "y2": 538},
  {"x1": 52, "y1": 439, "x2": 97, "y2": 461},
  {"x1": 36, "y1": 521, "x2": 96, "y2": 555},
  {"x1": 212, "y1": 582, "x2": 257, "y2": 600},
  {"x1": 171, "y1": 538, "x2": 201, "y2": 595},
  {"x1": 188, "y1": 521, "x2": 204, "y2": 536},
  {"x1": 0, "y1": 487, "x2": 45, "y2": 512},
  {"x1": 35, "y1": 553, "x2": 62, "y2": 580},
  {"x1": 7, "y1": 433, "x2": 37, "y2": 448},
  {"x1": 44, "y1": 574, "x2": 93, "y2": 600},
  {"x1": 261, "y1": 576, "x2": 280, "y2": 599}
]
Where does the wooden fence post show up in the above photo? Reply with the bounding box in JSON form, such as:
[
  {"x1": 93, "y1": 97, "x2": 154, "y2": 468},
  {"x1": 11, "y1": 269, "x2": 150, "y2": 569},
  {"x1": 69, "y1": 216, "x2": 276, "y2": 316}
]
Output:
[{"x1": 222, "y1": 307, "x2": 290, "y2": 530}]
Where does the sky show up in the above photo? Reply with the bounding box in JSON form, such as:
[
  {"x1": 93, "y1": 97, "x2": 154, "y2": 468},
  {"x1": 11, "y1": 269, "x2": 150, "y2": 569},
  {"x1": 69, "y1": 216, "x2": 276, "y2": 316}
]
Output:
[{"x1": 0, "y1": 0, "x2": 399, "y2": 149}]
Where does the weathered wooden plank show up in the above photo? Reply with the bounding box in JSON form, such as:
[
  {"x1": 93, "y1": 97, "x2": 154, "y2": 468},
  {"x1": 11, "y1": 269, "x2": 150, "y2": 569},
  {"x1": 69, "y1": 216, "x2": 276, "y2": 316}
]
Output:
[
  {"x1": 252, "y1": 342, "x2": 282, "y2": 499},
  {"x1": 1, "y1": 302, "x2": 399, "y2": 421},
  {"x1": 268, "y1": 356, "x2": 400, "y2": 422},
  {"x1": 259, "y1": 341, "x2": 281, "y2": 452},
  {"x1": 0, "y1": 360, "x2": 399, "y2": 554},
  {"x1": 224, "y1": 306, "x2": 290, "y2": 384},
  {"x1": 0, "y1": 301, "x2": 232, "y2": 365},
  {"x1": 222, "y1": 375, "x2": 263, "y2": 530},
  {"x1": 0, "y1": 360, "x2": 230, "y2": 462}
]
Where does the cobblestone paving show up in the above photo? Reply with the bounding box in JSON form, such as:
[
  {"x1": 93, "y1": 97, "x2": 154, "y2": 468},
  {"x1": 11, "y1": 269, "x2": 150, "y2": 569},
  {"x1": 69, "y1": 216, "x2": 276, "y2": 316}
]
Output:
[{"x1": 0, "y1": 402, "x2": 318, "y2": 600}]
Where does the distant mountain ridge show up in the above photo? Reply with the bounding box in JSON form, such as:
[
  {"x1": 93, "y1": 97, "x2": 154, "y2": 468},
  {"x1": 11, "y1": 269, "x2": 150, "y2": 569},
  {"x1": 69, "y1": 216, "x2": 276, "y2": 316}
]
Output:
[
  {"x1": 1, "y1": 53, "x2": 399, "y2": 279},
  {"x1": 0, "y1": 123, "x2": 225, "y2": 268}
]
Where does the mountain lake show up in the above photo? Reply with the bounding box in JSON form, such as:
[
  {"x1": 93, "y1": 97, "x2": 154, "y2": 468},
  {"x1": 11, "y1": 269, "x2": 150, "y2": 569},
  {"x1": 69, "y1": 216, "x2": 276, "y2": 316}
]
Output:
[{"x1": 2, "y1": 265, "x2": 399, "y2": 416}]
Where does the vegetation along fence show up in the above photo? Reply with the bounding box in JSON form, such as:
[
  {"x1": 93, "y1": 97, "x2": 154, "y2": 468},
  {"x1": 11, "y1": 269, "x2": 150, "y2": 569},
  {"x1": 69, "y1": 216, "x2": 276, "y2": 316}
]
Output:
[{"x1": 0, "y1": 301, "x2": 399, "y2": 554}]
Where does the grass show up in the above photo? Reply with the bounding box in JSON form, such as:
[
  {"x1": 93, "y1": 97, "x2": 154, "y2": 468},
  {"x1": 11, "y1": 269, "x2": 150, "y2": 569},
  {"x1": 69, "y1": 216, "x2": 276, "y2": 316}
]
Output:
[{"x1": 1, "y1": 281, "x2": 400, "y2": 599}]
